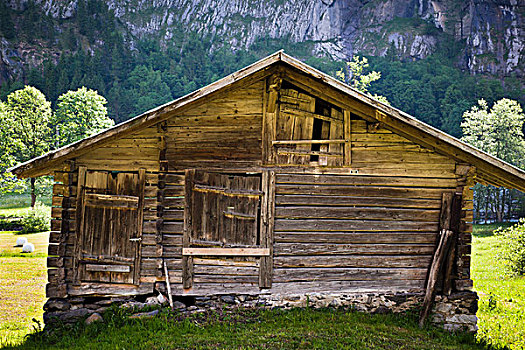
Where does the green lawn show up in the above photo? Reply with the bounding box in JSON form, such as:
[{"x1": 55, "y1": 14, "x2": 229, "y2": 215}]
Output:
[
  {"x1": 5, "y1": 308, "x2": 484, "y2": 350},
  {"x1": 471, "y1": 223, "x2": 525, "y2": 350},
  {"x1": 0, "y1": 207, "x2": 524, "y2": 349}
]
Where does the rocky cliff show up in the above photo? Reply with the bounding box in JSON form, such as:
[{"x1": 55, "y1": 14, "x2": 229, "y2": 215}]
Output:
[{"x1": 1, "y1": 0, "x2": 524, "y2": 82}]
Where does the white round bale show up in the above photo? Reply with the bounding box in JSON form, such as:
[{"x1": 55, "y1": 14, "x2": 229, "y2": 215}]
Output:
[
  {"x1": 16, "y1": 237, "x2": 28, "y2": 247},
  {"x1": 22, "y1": 242, "x2": 35, "y2": 253}
]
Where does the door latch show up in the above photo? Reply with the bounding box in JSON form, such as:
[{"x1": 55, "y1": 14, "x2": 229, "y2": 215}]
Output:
[{"x1": 129, "y1": 237, "x2": 142, "y2": 242}]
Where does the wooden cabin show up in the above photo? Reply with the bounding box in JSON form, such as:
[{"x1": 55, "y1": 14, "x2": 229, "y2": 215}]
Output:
[{"x1": 11, "y1": 51, "x2": 525, "y2": 328}]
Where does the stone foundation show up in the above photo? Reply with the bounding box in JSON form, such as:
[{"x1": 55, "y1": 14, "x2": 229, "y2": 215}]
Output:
[{"x1": 43, "y1": 291, "x2": 478, "y2": 332}]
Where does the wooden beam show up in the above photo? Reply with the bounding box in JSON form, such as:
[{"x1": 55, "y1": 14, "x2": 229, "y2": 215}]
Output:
[
  {"x1": 443, "y1": 193, "x2": 463, "y2": 295},
  {"x1": 163, "y1": 260, "x2": 174, "y2": 309},
  {"x1": 85, "y1": 264, "x2": 131, "y2": 273},
  {"x1": 182, "y1": 169, "x2": 195, "y2": 289},
  {"x1": 182, "y1": 248, "x2": 270, "y2": 256},
  {"x1": 134, "y1": 168, "x2": 146, "y2": 285},
  {"x1": 343, "y1": 110, "x2": 351, "y2": 166},
  {"x1": 419, "y1": 229, "x2": 453, "y2": 327},
  {"x1": 72, "y1": 166, "x2": 87, "y2": 284},
  {"x1": 259, "y1": 170, "x2": 275, "y2": 288},
  {"x1": 272, "y1": 140, "x2": 346, "y2": 145}
]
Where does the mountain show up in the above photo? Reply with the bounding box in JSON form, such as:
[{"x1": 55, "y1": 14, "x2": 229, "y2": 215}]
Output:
[
  {"x1": 2, "y1": 0, "x2": 524, "y2": 80},
  {"x1": 0, "y1": 0, "x2": 523, "y2": 133}
]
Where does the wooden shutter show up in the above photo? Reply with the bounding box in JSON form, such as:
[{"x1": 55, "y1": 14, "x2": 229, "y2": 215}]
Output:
[
  {"x1": 272, "y1": 87, "x2": 346, "y2": 166},
  {"x1": 182, "y1": 171, "x2": 272, "y2": 289},
  {"x1": 74, "y1": 169, "x2": 145, "y2": 285}
]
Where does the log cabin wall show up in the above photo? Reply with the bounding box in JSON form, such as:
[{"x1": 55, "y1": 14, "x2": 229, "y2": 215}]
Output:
[{"x1": 45, "y1": 74, "x2": 475, "y2": 304}]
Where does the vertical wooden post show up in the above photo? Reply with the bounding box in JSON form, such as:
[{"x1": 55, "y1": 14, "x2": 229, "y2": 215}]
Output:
[
  {"x1": 133, "y1": 168, "x2": 146, "y2": 285},
  {"x1": 156, "y1": 121, "x2": 168, "y2": 278},
  {"x1": 163, "y1": 260, "x2": 174, "y2": 309},
  {"x1": 442, "y1": 193, "x2": 462, "y2": 295},
  {"x1": 259, "y1": 170, "x2": 275, "y2": 288},
  {"x1": 182, "y1": 169, "x2": 195, "y2": 289},
  {"x1": 419, "y1": 229, "x2": 453, "y2": 327},
  {"x1": 343, "y1": 110, "x2": 352, "y2": 166},
  {"x1": 72, "y1": 166, "x2": 87, "y2": 285},
  {"x1": 262, "y1": 74, "x2": 281, "y2": 164},
  {"x1": 419, "y1": 192, "x2": 454, "y2": 327}
]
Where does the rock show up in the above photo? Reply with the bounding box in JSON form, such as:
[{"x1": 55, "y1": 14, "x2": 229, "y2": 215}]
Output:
[
  {"x1": 85, "y1": 313, "x2": 103, "y2": 325},
  {"x1": 372, "y1": 306, "x2": 390, "y2": 314},
  {"x1": 22, "y1": 242, "x2": 35, "y2": 253},
  {"x1": 329, "y1": 299, "x2": 342, "y2": 308},
  {"x1": 48, "y1": 308, "x2": 90, "y2": 323},
  {"x1": 447, "y1": 314, "x2": 478, "y2": 324},
  {"x1": 172, "y1": 301, "x2": 186, "y2": 309},
  {"x1": 434, "y1": 303, "x2": 454, "y2": 314},
  {"x1": 220, "y1": 295, "x2": 236, "y2": 304},
  {"x1": 96, "y1": 299, "x2": 115, "y2": 306},
  {"x1": 129, "y1": 309, "x2": 159, "y2": 319},
  {"x1": 69, "y1": 297, "x2": 85, "y2": 304},
  {"x1": 120, "y1": 301, "x2": 146, "y2": 310},
  {"x1": 15, "y1": 237, "x2": 27, "y2": 247},
  {"x1": 443, "y1": 323, "x2": 464, "y2": 332},
  {"x1": 146, "y1": 296, "x2": 160, "y2": 305},
  {"x1": 44, "y1": 299, "x2": 70, "y2": 311}
]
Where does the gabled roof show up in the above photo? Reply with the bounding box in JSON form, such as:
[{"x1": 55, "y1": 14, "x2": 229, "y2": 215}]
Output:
[{"x1": 9, "y1": 51, "x2": 525, "y2": 191}]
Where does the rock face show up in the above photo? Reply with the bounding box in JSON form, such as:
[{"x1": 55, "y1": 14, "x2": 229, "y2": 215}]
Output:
[{"x1": 0, "y1": 0, "x2": 523, "y2": 81}]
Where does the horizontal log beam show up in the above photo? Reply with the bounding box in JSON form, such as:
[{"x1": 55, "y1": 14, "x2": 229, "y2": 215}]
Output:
[{"x1": 182, "y1": 248, "x2": 270, "y2": 256}]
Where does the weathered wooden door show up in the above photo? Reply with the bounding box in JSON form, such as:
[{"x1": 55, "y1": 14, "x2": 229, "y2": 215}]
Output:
[
  {"x1": 74, "y1": 167, "x2": 146, "y2": 285},
  {"x1": 182, "y1": 170, "x2": 273, "y2": 289}
]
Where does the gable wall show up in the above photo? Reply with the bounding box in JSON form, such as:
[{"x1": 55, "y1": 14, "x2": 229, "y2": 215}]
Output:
[{"x1": 45, "y1": 74, "x2": 473, "y2": 301}]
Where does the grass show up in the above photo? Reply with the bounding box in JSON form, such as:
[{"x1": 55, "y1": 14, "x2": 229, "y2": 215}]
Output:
[
  {"x1": 0, "y1": 231, "x2": 49, "y2": 346},
  {"x1": 0, "y1": 257, "x2": 46, "y2": 346},
  {"x1": 471, "y1": 223, "x2": 525, "y2": 350},
  {"x1": 0, "y1": 194, "x2": 50, "y2": 212},
  {"x1": 5, "y1": 308, "x2": 483, "y2": 350}
]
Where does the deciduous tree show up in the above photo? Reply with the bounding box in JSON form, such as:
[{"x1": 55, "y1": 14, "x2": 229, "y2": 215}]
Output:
[
  {"x1": 53, "y1": 87, "x2": 113, "y2": 147},
  {"x1": 3, "y1": 86, "x2": 53, "y2": 207},
  {"x1": 336, "y1": 56, "x2": 389, "y2": 104},
  {"x1": 461, "y1": 98, "x2": 525, "y2": 222}
]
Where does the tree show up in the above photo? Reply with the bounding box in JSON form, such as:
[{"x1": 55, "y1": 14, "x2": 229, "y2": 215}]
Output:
[
  {"x1": 461, "y1": 98, "x2": 525, "y2": 222},
  {"x1": 53, "y1": 87, "x2": 114, "y2": 147},
  {"x1": 336, "y1": 56, "x2": 389, "y2": 104},
  {"x1": 4, "y1": 86, "x2": 53, "y2": 207},
  {"x1": 0, "y1": 102, "x2": 25, "y2": 195}
]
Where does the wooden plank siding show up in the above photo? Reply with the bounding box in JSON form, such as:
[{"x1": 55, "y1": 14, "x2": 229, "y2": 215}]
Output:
[
  {"x1": 44, "y1": 69, "x2": 477, "y2": 300},
  {"x1": 269, "y1": 171, "x2": 456, "y2": 292},
  {"x1": 166, "y1": 81, "x2": 264, "y2": 171}
]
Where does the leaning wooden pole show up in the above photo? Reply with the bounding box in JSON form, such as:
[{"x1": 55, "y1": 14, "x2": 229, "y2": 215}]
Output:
[
  {"x1": 419, "y1": 229, "x2": 453, "y2": 327},
  {"x1": 163, "y1": 260, "x2": 174, "y2": 309}
]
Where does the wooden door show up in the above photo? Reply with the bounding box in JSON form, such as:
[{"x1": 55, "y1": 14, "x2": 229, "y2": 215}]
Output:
[
  {"x1": 182, "y1": 171, "x2": 272, "y2": 289},
  {"x1": 74, "y1": 168, "x2": 146, "y2": 285}
]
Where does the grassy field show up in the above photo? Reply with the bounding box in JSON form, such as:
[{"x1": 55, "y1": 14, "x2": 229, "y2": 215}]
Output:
[
  {"x1": 0, "y1": 198, "x2": 524, "y2": 349},
  {"x1": 0, "y1": 231, "x2": 47, "y2": 346},
  {"x1": 471, "y1": 223, "x2": 525, "y2": 350},
  {"x1": 0, "y1": 195, "x2": 50, "y2": 346}
]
